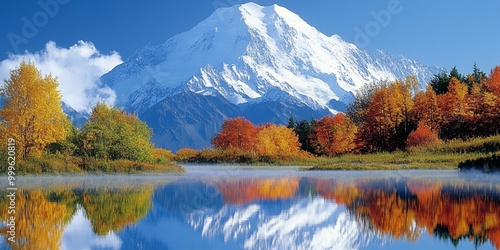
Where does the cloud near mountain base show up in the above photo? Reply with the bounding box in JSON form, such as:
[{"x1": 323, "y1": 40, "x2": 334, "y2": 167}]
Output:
[{"x1": 0, "y1": 41, "x2": 122, "y2": 114}]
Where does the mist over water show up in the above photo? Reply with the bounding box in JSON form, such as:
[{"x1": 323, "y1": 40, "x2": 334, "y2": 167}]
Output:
[{"x1": 1, "y1": 167, "x2": 499, "y2": 250}]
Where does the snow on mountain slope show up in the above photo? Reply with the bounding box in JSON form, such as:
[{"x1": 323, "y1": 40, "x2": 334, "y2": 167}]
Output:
[
  {"x1": 98, "y1": 2, "x2": 442, "y2": 150},
  {"x1": 101, "y1": 2, "x2": 440, "y2": 115},
  {"x1": 185, "y1": 198, "x2": 379, "y2": 250},
  {"x1": 118, "y1": 190, "x2": 382, "y2": 250}
]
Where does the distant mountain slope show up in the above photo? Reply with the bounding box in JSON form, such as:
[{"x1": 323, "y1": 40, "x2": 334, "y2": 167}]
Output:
[
  {"x1": 101, "y1": 2, "x2": 441, "y2": 151},
  {"x1": 0, "y1": 97, "x2": 87, "y2": 129},
  {"x1": 61, "y1": 102, "x2": 88, "y2": 128}
]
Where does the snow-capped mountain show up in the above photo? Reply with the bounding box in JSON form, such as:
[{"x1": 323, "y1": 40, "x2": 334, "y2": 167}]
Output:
[
  {"x1": 0, "y1": 97, "x2": 87, "y2": 129},
  {"x1": 100, "y1": 2, "x2": 441, "y2": 150},
  {"x1": 61, "y1": 102, "x2": 88, "y2": 128},
  {"x1": 114, "y1": 181, "x2": 383, "y2": 250}
]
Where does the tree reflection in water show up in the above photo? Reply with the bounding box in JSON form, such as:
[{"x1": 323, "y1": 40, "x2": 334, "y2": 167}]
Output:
[
  {"x1": 313, "y1": 178, "x2": 500, "y2": 249},
  {"x1": 0, "y1": 185, "x2": 153, "y2": 249},
  {"x1": 0, "y1": 175, "x2": 499, "y2": 249}
]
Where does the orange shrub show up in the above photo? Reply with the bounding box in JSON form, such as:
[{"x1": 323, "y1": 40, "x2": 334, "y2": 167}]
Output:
[
  {"x1": 406, "y1": 122, "x2": 440, "y2": 148},
  {"x1": 153, "y1": 148, "x2": 175, "y2": 164},
  {"x1": 255, "y1": 124, "x2": 302, "y2": 158},
  {"x1": 212, "y1": 117, "x2": 257, "y2": 150},
  {"x1": 174, "y1": 148, "x2": 199, "y2": 162},
  {"x1": 312, "y1": 113, "x2": 357, "y2": 156}
]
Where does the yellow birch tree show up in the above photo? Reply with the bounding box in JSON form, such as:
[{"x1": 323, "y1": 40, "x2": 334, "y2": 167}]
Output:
[{"x1": 0, "y1": 61, "x2": 69, "y2": 159}]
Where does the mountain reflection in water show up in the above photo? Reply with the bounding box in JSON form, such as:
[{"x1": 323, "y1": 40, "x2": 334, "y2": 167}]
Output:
[{"x1": 0, "y1": 171, "x2": 499, "y2": 250}]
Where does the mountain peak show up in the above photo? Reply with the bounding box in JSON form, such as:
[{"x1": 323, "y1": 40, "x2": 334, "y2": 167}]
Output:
[
  {"x1": 236, "y1": 3, "x2": 315, "y2": 35},
  {"x1": 100, "y1": 3, "x2": 441, "y2": 150}
]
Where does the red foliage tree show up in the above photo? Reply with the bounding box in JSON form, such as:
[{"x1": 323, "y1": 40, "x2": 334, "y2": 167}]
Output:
[
  {"x1": 211, "y1": 117, "x2": 257, "y2": 150},
  {"x1": 486, "y1": 66, "x2": 500, "y2": 95},
  {"x1": 312, "y1": 113, "x2": 357, "y2": 156},
  {"x1": 437, "y1": 77, "x2": 469, "y2": 139},
  {"x1": 485, "y1": 66, "x2": 500, "y2": 134},
  {"x1": 406, "y1": 122, "x2": 440, "y2": 148}
]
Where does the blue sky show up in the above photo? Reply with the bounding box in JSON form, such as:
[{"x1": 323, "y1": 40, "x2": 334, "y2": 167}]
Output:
[{"x1": 1, "y1": 0, "x2": 499, "y2": 74}]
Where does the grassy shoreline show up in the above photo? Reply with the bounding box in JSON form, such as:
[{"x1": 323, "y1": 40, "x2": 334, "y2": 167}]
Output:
[
  {"x1": 303, "y1": 135, "x2": 500, "y2": 171},
  {"x1": 302, "y1": 152, "x2": 497, "y2": 171},
  {"x1": 4, "y1": 135, "x2": 499, "y2": 174},
  {"x1": 175, "y1": 135, "x2": 500, "y2": 171},
  {"x1": 2, "y1": 155, "x2": 185, "y2": 175}
]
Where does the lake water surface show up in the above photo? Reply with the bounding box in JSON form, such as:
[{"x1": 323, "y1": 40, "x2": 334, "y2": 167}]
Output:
[{"x1": 1, "y1": 165, "x2": 500, "y2": 250}]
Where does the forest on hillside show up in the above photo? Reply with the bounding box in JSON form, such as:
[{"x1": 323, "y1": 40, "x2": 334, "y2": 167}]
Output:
[
  {"x1": 1, "y1": 62, "x2": 499, "y2": 172},
  {"x1": 177, "y1": 64, "x2": 500, "y2": 166}
]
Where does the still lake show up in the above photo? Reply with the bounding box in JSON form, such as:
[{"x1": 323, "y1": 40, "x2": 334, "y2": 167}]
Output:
[{"x1": 1, "y1": 165, "x2": 500, "y2": 250}]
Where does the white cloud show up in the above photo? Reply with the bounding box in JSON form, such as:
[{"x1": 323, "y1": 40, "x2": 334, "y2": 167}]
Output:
[
  {"x1": 61, "y1": 207, "x2": 122, "y2": 250},
  {"x1": 0, "y1": 41, "x2": 123, "y2": 114}
]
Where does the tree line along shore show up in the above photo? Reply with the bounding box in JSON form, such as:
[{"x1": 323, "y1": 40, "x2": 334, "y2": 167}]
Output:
[{"x1": 1, "y1": 62, "x2": 499, "y2": 174}]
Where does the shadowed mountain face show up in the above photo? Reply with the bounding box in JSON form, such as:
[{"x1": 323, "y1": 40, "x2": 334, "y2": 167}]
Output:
[
  {"x1": 100, "y1": 3, "x2": 441, "y2": 151},
  {"x1": 61, "y1": 102, "x2": 88, "y2": 128},
  {"x1": 139, "y1": 91, "x2": 239, "y2": 150}
]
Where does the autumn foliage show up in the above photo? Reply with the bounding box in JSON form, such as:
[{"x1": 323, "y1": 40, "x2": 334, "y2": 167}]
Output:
[
  {"x1": 211, "y1": 117, "x2": 305, "y2": 161},
  {"x1": 212, "y1": 117, "x2": 257, "y2": 151},
  {"x1": 311, "y1": 113, "x2": 357, "y2": 156},
  {"x1": 0, "y1": 190, "x2": 73, "y2": 250},
  {"x1": 406, "y1": 122, "x2": 440, "y2": 148},
  {"x1": 216, "y1": 178, "x2": 300, "y2": 204},
  {"x1": 213, "y1": 177, "x2": 500, "y2": 248},
  {"x1": 355, "y1": 77, "x2": 417, "y2": 151},
  {"x1": 0, "y1": 62, "x2": 178, "y2": 173},
  {"x1": 255, "y1": 124, "x2": 302, "y2": 158},
  {"x1": 0, "y1": 61, "x2": 70, "y2": 159},
  {"x1": 0, "y1": 187, "x2": 153, "y2": 248},
  {"x1": 82, "y1": 188, "x2": 152, "y2": 235},
  {"x1": 313, "y1": 178, "x2": 500, "y2": 247},
  {"x1": 487, "y1": 66, "x2": 500, "y2": 95},
  {"x1": 81, "y1": 103, "x2": 155, "y2": 163},
  {"x1": 347, "y1": 65, "x2": 500, "y2": 152},
  {"x1": 208, "y1": 65, "x2": 500, "y2": 158}
]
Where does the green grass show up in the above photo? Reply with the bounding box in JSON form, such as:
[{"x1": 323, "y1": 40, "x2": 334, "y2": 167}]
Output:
[
  {"x1": 174, "y1": 147, "x2": 314, "y2": 166},
  {"x1": 81, "y1": 158, "x2": 185, "y2": 174},
  {"x1": 3, "y1": 154, "x2": 184, "y2": 175},
  {"x1": 302, "y1": 135, "x2": 500, "y2": 171},
  {"x1": 16, "y1": 155, "x2": 84, "y2": 175},
  {"x1": 408, "y1": 135, "x2": 500, "y2": 154},
  {"x1": 170, "y1": 135, "x2": 500, "y2": 170}
]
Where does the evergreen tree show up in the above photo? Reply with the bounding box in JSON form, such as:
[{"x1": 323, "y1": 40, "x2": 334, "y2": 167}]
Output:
[
  {"x1": 430, "y1": 67, "x2": 465, "y2": 95},
  {"x1": 430, "y1": 71, "x2": 451, "y2": 95},
  {"x1": 295, "y1": 119, "x2": 314, "y2": 153},
  {"x1": 465, "y1": 63, "x2": 487, "y2": 89},
  {"x1": 287, "y1": 116, "x2": 296, "y2": 130}
]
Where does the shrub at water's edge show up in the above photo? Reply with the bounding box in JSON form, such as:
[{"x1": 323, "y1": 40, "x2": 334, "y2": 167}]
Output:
[
  {"x1": 1, "y1": 154, "x2": 184, "y2": 175},
  {"x1": 174, "y1": 147, "x2": 312, "y2": 165},
  {"x1": 305, "y1": 135, "x2": 500, "y2": 171},
  {"x1": 2, "y1": 62, "x2": 500, "y2": 172},
  {"x1": 0, "y1": 62, "x2": 183, "y2": 175},
  {"x1": 176, "y1": 66, "x2": 500, "y2": 169},
  {"x1": 458, "y1": 154, "x2": 500, "y2": 172}
]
